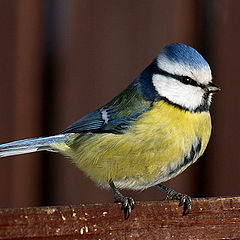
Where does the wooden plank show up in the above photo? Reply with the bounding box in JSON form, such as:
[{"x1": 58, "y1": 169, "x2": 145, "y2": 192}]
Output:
[{"x1": 0, "y1": 197, "x2": 240, "y2": 239}]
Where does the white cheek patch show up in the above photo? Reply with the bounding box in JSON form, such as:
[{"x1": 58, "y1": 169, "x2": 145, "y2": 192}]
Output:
[
  {"x1": 152, "y1": 74, "x2": 205, "y2": 111},
  {"x1": 157, "y1": 54, "x2": 212, "y2": 85}
]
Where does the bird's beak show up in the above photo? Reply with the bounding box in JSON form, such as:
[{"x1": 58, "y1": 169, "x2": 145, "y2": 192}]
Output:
[{"x1": 205, "y1": 82, "x2": 221, "y2": 93}]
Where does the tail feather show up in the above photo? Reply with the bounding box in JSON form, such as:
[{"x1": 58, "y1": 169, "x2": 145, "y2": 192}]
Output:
[{"x1": 0, "y1": 134, "x2": 71, "y2": 157}]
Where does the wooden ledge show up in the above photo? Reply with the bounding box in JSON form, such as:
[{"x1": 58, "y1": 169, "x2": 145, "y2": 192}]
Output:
[{"x1": 1, "y1": 197, "x2": 240, "y2": 239}]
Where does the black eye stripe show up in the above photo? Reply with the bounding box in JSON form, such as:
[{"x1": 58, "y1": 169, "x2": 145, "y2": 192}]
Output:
[
  {"x1": 178, "y1": 76, "x2": 200, "y2": 87},
  {"x1": 150, "y1": 62, "x2": 205, "y2": 89},
  {"x1": 157, "y1": 68, "x2": 205, "y2": 89}
]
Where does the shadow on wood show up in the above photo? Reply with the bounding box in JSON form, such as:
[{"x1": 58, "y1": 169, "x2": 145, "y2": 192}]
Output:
[{"x1": 1, "y1": 197, "x2": 240, "y2": 239}]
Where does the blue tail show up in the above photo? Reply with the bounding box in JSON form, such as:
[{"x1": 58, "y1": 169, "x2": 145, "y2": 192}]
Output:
[{"x1": 0, "y1": 134, "x2": 71, "y2": 157}]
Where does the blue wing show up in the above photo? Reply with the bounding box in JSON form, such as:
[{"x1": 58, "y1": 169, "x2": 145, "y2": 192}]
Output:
[
  {"x1": 61, "y1": 82, "x2": 153, "y2": 134},
  {"x1": 61, "y1": 107, "x2": 148, "y2": 134}
]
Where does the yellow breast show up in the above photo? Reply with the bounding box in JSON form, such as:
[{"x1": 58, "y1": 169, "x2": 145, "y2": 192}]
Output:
[{"x1": 53, "y1": 101, "x2": 211, "y2": 190}]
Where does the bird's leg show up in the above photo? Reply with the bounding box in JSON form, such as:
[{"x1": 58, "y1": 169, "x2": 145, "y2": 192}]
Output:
[
  {"x1": 109, "y1": 180, "x2": 134, "y2": 220},
  {"x1": 157, "y1": 184, "x2": 192, "y2": 215}
]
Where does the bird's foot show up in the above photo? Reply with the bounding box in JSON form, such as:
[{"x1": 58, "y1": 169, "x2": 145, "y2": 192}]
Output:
[
  {"x1": 157, "y1": 184, "x2": 192, "y2": 215},
  {"x1": 115, "y1": 195, "x2": 134, "y2": 220},
  {"x1": 109, "y1": 180, "x2": 135, "y2": 219},
  {"x1": 165, "y1": 190, "x2": 192, "y2": 215}
]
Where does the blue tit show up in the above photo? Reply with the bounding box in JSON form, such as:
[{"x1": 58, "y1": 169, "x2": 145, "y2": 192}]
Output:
[{"x1": 0, "y1": 43, "x2": 220, "y2": 219}]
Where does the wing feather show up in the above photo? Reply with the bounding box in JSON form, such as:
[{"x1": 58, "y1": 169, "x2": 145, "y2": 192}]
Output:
[{"x1": 62, "y1": 82, "x2": 152, "y2": 134}]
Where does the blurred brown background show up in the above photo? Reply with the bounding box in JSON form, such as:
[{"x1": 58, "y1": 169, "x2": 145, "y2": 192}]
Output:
[{"x1": 0, "y1": 0, "x2": 239, "y2": 208}]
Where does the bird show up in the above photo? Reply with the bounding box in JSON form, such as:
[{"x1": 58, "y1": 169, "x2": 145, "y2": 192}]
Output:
[{"x1": 0, "y1": 43, "x2": 220, "y2": 219}]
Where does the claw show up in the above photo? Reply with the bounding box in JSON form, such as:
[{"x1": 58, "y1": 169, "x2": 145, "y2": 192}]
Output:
[
  {"x1": 173, "y1": 193, "x2": 192, "y2": 215},
  {"x1": 110, "y1": 180, "x2": 135, "y2": 220},
  {"x1": 119, "y1": 197, "x2": 134, "y2": 219},
  {"x1": 182, "y1": 195, "x2": 192, "y2": 216},
  {"x1": 124, "y1": 197, "x2": 134, "y2": 219},
  {"x1": 157, "y1": 184, "x2": 192, "y2": 216}
]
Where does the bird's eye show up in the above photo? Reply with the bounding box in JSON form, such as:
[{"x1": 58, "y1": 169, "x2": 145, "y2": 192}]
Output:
[{"x1": 180, "y1": 76, "x2": 193, "y2": 85}]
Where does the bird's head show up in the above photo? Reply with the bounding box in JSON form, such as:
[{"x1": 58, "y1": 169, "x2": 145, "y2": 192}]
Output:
[{"x1": 137, "y1": 43, "x2": 220, "y2": 112}]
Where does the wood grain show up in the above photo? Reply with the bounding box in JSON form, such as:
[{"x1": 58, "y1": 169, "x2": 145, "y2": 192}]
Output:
[{"x1": 1, "y1": 197, "x2": 240, "y2": 239}]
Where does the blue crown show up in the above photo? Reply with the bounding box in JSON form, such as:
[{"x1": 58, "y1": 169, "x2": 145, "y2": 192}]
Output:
[{"x1": 162, "y1": 43, "x2": 209, "y2": 69}]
